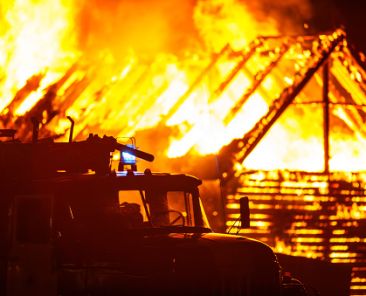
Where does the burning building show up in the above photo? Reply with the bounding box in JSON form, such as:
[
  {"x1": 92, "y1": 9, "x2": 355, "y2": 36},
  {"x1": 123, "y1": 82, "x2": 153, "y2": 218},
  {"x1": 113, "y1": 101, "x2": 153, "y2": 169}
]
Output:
[
  {"x1": 212, "y1": 29, "x2": 366, "y2": 296},
  {"x1": 1, "y1": 0, "x2": 366, "y2": 295}
]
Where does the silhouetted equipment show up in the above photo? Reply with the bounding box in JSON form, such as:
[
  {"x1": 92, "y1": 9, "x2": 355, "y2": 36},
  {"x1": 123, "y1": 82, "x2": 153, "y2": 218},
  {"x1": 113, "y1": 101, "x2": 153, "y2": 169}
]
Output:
[
  {"x1": 0, "y1": 128, "x2": 154, "y2": 178},
  {"x1": 66, "y1": 116, "x2": 74, "y2": 143},
  {"x1": 31, "y1": 117, "x2": 39, "y2": 143},
  {"x1": 239, "y1": 196, "x2": 250, "y2": 228},
  {"x1": 0, "y1": 127, "x2": 307, "y2": 296},
  {"x1": 118, "y1": 137, "x2": 138, "y2": 171}
]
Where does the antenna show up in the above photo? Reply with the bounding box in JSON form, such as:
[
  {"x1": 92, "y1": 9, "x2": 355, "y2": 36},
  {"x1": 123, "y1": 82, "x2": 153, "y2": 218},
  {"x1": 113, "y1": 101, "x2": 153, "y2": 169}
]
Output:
[
  {"x1": 67, "y1": 116, "x2": 74, "y2": 143},
  {"x1": 31, "y1": 117, "x2": 39, "y2": 143}
]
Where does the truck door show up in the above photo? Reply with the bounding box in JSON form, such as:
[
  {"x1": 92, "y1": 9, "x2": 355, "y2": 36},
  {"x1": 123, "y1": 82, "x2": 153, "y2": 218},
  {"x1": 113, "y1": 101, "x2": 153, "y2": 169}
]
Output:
[{"x1": 6, "y1": 194, "x2": 57, "y2": 296}]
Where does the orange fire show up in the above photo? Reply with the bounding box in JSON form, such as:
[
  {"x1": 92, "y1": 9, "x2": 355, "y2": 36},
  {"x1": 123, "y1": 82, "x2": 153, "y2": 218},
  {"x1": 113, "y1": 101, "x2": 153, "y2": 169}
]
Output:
[
  {"x1": 0, "y1": 0, "x2": 79, "y2": 113},
  {"x1": 1, "y1": 1, "x2": 365, "y2": 174},
  {"x1": 2, "y1": 1, "x2": 366, "y2": 294},
  {"x1": 0, "y1": 0, "x2": 314, "y2": 165}
]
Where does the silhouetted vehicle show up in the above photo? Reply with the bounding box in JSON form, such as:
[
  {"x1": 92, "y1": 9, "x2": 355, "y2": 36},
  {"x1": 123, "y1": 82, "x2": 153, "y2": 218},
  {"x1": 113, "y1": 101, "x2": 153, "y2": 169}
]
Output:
[{"x1": 0, "y1": 127, "x2": 307, "y2": 296}]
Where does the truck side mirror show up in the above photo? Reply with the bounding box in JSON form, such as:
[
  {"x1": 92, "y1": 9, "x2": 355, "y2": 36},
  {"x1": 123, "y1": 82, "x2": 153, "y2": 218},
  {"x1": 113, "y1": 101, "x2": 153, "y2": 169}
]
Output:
[{"x1": 239, "y1": 196, "x2": 250, "y2": 228}]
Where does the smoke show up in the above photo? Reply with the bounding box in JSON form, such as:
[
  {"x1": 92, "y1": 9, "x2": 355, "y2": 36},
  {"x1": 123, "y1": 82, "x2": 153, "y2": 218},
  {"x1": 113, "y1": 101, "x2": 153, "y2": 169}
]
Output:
[
  {"x1": 74, "y1": 0, "x2": 316, "y2": 58},
  {"x1": 191, "y1": 0, "x2": 314, "y2": 52},
  {"x1": 242, "y1": 0, "x2": 313, "y2": 34},
  {"x1": 75, "y1": 0, "x2": 198, "y2": 58}
]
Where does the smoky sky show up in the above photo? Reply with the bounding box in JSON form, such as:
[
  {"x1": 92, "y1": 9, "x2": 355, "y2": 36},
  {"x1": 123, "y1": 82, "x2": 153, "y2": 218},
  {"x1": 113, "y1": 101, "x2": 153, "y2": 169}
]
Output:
[{"x1": 74, "y1": 0, "x2": 366, "y2": 56}]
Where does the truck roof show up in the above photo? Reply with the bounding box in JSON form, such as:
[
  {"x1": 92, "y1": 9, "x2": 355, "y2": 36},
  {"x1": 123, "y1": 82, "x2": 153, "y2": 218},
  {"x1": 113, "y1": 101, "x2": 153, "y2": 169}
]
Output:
[{"x1": 6, "y1": 170, "x2": 203, "y2": 193}]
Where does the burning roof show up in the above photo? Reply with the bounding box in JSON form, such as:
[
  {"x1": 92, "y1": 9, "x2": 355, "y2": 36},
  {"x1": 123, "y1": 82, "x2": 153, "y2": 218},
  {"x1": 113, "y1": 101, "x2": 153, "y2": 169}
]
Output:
[
  {"x1": 217, "y1": 29, "x2": 366, "y2": 180},
  {"x1": 2, "y1": 26, "x2": 366, "y2": 176},
  {"x1": 2, "y1": 1, "x2": 366, "y2": 179}
]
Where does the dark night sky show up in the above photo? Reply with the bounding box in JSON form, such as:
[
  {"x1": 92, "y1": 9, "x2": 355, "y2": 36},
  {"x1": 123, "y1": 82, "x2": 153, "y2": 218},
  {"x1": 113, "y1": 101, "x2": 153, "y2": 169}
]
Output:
[{"x1": 310, "y1": 0, "x2": 366, "y2": 53}]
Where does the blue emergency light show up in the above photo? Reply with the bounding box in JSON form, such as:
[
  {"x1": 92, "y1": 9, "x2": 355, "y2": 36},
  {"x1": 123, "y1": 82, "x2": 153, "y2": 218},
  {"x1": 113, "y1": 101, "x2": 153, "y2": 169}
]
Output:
[{"x1": 120, "y1": 144, "x2": 136, "y2": 165}]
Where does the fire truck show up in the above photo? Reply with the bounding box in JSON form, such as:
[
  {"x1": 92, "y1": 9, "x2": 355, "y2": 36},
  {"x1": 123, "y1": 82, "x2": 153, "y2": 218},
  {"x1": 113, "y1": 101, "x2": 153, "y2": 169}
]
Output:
[{"x1": 0, "y1": 126, "x2": 307, "y2": 296}]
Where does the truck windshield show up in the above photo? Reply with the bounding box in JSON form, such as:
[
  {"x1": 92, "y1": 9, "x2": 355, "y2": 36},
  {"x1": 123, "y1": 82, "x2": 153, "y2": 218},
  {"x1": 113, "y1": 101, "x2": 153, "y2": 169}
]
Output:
[{"x1": 118, "y1": 190, "x2": 208, "y2": 229}]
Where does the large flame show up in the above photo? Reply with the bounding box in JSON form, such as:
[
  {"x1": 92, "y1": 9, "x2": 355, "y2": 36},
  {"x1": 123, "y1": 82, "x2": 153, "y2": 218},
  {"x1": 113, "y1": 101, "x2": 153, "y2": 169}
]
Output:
[
  {"x1": 2, "y1": 1, "x2": 366, "y2": 293},
  {"x1": 0, "y1": 0, "x2": 316, "y2": 166},
  {"x1": 1, "y1": 0, "x2": 365, "y2": 173},
  {"x1": 0, "y1": 0, "x2": 79, "y2": 113}
]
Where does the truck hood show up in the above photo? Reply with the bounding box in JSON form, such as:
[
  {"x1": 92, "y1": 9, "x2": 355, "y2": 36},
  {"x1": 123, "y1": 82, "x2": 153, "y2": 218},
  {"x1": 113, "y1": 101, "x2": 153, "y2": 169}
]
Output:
[
  {"x1": 88, "y1": 229, "x2": 279, "y2": 273},
  {"x1": 165, "y1": 232, "x2": 279, "y2": 271},
  {"x1": 64, "y1": 231, "x2": 282, "y2": 295},
  {"x1": 112, "y1": 231, "x2": 281, "y2": 279}
]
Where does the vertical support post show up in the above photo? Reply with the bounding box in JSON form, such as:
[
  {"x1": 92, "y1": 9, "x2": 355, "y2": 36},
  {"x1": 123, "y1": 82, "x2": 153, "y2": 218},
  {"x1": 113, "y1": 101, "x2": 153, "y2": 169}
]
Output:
[
  {"x1": 322, "y1": 61, "x2": 332, "y2": 261},
  {"x1": 31, "y1": 117, "x2": 39, "y2": 143},
  {"x1": 323, "y1": 61, "x2": 330, "y2": 174}
]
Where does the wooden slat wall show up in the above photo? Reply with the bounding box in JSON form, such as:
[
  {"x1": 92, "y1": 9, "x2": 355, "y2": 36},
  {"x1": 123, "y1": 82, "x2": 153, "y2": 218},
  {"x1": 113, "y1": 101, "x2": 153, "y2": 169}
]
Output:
[{"x1": 225, "y1": 170, "x2": 366, "y2": 295}]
